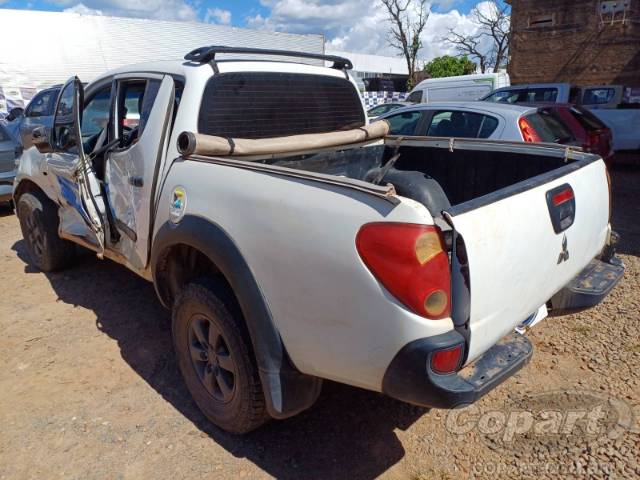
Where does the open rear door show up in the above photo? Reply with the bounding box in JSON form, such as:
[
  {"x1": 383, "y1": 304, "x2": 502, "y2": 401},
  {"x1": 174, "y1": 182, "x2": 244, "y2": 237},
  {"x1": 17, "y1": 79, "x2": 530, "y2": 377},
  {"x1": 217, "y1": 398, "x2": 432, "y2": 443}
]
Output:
[
  {"x1": 46, "y1": 77, "x2": 106, "y2": 253},
  {"x1": 444, "y1": 160, "x2": 611, "y2": 364}
]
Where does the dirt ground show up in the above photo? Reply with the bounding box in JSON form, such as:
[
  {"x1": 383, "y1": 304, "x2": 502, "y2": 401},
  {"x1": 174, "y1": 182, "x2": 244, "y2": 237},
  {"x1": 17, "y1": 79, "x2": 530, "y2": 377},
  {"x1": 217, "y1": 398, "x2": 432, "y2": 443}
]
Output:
[{"x1": 0, "y1": 167, "x2": 638, "y2": 480}]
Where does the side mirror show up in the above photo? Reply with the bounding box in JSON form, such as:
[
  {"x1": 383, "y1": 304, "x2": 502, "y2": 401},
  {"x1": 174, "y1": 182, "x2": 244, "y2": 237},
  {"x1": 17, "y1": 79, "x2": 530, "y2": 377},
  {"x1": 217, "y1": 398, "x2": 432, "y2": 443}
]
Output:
[
  {"x1": 6, "y1": 107, "x2": 24, "y2": 122},
  {"x1": 32, "y1": 126, "x2": 54, "y2": 154}
]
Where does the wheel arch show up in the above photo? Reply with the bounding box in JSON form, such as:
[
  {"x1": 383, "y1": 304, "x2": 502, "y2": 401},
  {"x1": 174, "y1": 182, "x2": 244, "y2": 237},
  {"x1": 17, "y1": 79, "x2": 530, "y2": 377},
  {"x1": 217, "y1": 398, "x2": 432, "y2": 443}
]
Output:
[
  {"x1": 151, "y1": 215, "x2": 322, "y2": 419},
  {"x1": 13, "y1": 178, "x2": 49, "y2": 205}
]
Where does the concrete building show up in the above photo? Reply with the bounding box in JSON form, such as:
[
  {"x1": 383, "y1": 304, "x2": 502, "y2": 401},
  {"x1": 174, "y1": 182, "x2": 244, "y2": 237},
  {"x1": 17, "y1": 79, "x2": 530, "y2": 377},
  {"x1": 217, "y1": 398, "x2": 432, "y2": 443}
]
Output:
[
  {"x1": 507, "y1": 0, "x2": 640, "y2": 87},
  {"x1": 0, "y1": 9, "x2": 324, "y2": 112}
]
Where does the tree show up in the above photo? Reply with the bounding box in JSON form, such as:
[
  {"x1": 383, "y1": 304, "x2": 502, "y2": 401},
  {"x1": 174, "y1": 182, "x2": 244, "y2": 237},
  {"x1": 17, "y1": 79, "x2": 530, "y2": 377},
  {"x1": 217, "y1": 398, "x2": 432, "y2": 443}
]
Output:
[
  {"x1": 424, "y1": 55, "x2": 476, "y2": 78},
  {"x1": 444, "y1": 0, "x2": 510, "y2": 73},
  {"x1": 381, "y1": 0, "x2": 429, "y2": 89}
]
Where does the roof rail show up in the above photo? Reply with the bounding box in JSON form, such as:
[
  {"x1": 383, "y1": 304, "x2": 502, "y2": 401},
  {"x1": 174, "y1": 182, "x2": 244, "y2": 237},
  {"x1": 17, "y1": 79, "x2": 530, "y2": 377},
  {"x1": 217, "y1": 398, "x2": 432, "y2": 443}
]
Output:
[{"x1": 184, "y1": 45, "x2": 353, "y2": 70}]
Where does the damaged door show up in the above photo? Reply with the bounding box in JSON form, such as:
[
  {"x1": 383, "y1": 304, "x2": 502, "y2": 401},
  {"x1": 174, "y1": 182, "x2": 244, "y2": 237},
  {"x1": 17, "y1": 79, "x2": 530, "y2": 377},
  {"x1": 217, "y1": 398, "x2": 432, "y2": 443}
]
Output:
[
  {"x1": 104, "y1": 74, "x2": 175, "y2": 269},
  {"x1": 46, "y1": 77, "x2": 106, "y2": 253}
]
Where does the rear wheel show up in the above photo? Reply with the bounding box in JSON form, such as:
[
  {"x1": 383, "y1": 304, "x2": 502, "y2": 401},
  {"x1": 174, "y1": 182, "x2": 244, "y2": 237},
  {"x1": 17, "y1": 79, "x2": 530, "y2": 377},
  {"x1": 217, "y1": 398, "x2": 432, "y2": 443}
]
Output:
[
  {"x1": 17, "y1": 191, "x2": 76, "y2": 272},
  {"x1": 172, "y1": 279, "x2": 269, "y2": 434}
]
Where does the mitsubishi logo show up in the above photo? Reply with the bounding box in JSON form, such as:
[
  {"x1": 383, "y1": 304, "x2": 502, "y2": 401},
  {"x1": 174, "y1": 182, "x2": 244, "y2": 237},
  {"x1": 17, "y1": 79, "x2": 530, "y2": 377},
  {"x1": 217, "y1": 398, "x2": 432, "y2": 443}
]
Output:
[{"x1": 557, "y1": 234, "x2": 570, "y2": 264}]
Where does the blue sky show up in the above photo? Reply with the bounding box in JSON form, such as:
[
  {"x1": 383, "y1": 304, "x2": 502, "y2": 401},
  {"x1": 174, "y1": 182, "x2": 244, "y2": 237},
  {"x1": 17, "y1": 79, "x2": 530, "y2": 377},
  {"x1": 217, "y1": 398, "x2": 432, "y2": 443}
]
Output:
[
  {"x1": 0, "y1": 0, "x2": 268, "y2": 23},
  {"x1": 0, "y1": 0, "x2": 487, "y2": 59},
  {"x1": 1, "y1": 0, "x2": 480, "y2": 26}
]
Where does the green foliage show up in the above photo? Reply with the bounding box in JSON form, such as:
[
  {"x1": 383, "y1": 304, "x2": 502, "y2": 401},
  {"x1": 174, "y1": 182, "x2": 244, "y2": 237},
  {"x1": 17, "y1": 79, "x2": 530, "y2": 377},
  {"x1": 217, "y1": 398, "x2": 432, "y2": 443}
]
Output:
[{"x1": 424, "y1": 55, "x2": 477, "y2": 78}]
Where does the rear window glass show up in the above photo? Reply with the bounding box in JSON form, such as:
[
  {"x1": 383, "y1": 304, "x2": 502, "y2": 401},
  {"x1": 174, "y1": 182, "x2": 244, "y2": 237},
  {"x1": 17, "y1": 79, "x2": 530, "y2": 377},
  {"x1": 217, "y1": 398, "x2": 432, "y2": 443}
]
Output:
[
  {"x1": 198, "y1": 72, "x2": 364, "y2": 139},
  {"x1": 569, "y1": 106, "x2": 606, "y2": 130},
  {"x1": 427, "y1": 111, "x2": 499, "y2": 138},
  {"x1": 524, "y1": 110, "x2": 574, "y2": 143},
  {"x1": 484, "y1": 90, "x2": 521, "y2": 103},
  {"x1": 582, "y1": 88, "x2": 615, "y2": 105},
  {"x1": 486, "y1": 88, "x2": 558, "y2": 103},
  {"x1": 522, "y1": 88, "x2": 558, "y2": 102}
]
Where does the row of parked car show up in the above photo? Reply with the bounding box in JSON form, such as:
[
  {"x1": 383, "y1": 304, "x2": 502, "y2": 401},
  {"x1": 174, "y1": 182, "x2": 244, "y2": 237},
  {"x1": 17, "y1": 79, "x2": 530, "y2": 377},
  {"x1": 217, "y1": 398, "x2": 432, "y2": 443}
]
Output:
[
  {"x1": 0, "y1": 78, "x2": 632, "y2": 207},
  {"x1": 368, "y1": 89, "x2": 616, "y2": 165},
  {"x1": 1, "y1": 85, "x2": 62, "y2": 204}
]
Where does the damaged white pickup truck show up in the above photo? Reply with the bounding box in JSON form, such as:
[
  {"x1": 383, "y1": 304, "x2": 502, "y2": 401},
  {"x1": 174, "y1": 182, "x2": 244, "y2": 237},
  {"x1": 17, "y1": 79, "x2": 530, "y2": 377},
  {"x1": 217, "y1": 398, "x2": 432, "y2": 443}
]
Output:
[{"x1": 14, "y1": 46, "x2": 624, "y2": 433}]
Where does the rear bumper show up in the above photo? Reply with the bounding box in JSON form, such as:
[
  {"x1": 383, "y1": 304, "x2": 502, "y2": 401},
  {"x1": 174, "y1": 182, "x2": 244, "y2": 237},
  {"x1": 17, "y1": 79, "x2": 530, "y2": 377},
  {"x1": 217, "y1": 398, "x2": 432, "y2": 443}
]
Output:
[
  {"x1": 382, "y1": 330, "x2": 533, "y2": 409},
  {"x1": 549, "y1": 256, "x2": 624, "y2": 315}
]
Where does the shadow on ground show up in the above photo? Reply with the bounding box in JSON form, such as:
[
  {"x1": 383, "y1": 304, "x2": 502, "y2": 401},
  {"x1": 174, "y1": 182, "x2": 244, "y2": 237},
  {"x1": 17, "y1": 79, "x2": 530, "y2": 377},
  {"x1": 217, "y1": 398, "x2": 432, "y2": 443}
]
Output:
[
  {"x1": 11, "y1": 239, "x2": 427, "y2": 480},
  {"x1": 13, "y1": 168, "x2": 636, "y2": 478},
  {"x1": 609, "y1": 165, "x2": 640, "y2": 257},
  {"x1": 0, "y1": 202, "x2": 15, "y2": 218}
]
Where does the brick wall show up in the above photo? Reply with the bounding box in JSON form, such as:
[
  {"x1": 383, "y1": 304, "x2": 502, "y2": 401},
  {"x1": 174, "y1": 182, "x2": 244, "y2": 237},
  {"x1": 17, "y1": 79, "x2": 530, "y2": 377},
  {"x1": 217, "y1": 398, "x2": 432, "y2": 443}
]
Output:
[{"x1": 507, "y1": 0, "x2": 640, "y2": 87}]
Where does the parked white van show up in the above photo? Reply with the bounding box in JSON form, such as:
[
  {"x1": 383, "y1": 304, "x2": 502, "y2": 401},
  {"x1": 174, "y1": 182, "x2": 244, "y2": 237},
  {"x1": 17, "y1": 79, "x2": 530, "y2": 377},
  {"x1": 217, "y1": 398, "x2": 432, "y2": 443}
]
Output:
[{"x1": 407, "y1": 72, "x2": 510, "y2": 103}]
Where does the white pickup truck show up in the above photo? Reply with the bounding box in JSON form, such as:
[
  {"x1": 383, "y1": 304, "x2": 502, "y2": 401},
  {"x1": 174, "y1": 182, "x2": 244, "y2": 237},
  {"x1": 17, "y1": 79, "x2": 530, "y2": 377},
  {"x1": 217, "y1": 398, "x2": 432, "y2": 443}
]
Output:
[
  {"x1": 482, "y1": 83, "x2": 640, "y2": 152},
  {"x1": 13, "y1": 47, "x2": 624, "y2": 434}
]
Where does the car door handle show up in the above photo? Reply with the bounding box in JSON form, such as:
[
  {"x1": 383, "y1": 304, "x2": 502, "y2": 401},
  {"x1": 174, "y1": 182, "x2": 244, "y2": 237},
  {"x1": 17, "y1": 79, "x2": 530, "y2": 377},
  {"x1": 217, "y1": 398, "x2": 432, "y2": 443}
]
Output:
[{"x1": 129, "y1": 176, "x2": 144, "y2": 187}]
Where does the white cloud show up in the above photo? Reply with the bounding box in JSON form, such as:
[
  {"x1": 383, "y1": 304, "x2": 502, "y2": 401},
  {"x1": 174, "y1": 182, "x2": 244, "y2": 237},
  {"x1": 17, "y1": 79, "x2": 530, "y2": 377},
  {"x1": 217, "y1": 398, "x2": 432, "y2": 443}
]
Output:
[
  {"x1": 204, "y1": 7, "x2": 231, "y2": 25},
  {"x1": 56, "y1": 0, "x2": 502, "y2": 64},
  {"x1": 56, "y1": 0, "x2": 198, "y2": 21},
  {"x1": 248, "y1": 0, "x2": 493, "y2": 62},
  {"x1": 63, "y1": 3, "x2": 104, "y2": 15}
]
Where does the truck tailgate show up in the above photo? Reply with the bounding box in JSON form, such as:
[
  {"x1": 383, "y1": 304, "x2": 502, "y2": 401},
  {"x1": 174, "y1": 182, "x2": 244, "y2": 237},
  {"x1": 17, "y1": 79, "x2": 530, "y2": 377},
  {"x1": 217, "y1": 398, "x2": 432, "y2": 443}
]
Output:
[{"x1": 444, "y1": 159, "x2": 610, "y2": 364}]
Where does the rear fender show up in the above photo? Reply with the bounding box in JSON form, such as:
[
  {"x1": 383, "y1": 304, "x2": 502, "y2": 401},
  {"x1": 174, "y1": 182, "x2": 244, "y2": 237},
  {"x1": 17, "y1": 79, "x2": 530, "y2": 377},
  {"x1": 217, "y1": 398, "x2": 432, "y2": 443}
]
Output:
[{"x1": 151, "y1": 215, "x2": 322, "y2": 419}]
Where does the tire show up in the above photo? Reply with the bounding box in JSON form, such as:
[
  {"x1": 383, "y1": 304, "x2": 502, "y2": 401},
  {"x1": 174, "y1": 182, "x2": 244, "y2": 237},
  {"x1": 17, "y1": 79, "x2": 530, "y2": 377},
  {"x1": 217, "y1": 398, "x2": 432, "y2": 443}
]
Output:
[
  {"x1": 16, "y1": 191, "x2": 76, "y2": 272},
  {"x1": 172, "y1": 279, "x2": 269, "y2": 434}
]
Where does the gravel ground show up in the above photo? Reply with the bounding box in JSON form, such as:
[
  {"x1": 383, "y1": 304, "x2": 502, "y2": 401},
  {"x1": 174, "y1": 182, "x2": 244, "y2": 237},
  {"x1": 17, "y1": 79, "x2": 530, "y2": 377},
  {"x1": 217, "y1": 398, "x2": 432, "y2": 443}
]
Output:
[{"x1": 0, "y1": 167, "x2": 638, "y2": 480}]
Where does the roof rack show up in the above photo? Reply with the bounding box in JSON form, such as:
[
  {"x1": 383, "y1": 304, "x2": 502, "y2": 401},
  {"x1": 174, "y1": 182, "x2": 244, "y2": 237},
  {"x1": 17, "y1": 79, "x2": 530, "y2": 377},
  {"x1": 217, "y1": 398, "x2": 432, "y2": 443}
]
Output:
[{"x1": 184, "y1": 45, "x2": 353, "y2": 70}]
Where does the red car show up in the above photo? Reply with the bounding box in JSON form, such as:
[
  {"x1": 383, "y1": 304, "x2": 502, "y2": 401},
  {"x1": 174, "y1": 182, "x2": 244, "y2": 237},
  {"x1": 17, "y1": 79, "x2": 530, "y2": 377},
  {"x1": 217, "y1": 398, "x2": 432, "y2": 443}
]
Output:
[{"x1": 523, "y1": 103, "x2": 614, "y2": 163}]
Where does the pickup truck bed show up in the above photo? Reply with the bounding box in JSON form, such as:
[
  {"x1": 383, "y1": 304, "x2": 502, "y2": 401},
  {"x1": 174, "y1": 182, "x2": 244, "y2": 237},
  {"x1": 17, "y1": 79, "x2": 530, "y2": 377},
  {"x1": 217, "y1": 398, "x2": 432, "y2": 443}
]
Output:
[
  {"x1": 190, "y1": 134, "x2": 616, "y2": 367},
  {"x1": 267, "y1": 137, "x2": 573, "y2": 210}
]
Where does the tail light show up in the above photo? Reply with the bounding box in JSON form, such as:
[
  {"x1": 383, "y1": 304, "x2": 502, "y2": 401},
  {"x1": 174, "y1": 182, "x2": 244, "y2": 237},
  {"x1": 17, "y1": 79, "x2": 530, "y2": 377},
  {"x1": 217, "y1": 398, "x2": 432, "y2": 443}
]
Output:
[
  {"x1": 518, "y1": 117, "x2": 542, "y2": 142},
  {"x1": 552, "y1": 186, "x2": 574, "y2": 206},
  {"x1": 356, "y1": 223, "x2": 451, "y2": 320},
  {"x1": 585, "y1": 130, "x2": 601, "y2": 153},
  {"x1": 431, "y1": 344, "x2": 463, "y2": 374}
]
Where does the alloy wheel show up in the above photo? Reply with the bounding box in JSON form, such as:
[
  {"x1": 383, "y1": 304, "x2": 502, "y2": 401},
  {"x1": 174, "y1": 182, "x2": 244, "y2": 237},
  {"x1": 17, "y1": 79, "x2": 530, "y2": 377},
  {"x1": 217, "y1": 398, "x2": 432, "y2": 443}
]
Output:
[{"x1": 188, "y1": 315, "x2": 238, "y2": 403}]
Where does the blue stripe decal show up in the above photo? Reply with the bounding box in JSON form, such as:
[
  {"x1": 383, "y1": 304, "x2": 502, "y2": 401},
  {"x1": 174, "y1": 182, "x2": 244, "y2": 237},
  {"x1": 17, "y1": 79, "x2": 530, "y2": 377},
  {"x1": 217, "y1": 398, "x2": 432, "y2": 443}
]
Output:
[{"x1": 57, "y1": 176, "x2": 90, "y2": 224}]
